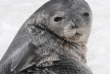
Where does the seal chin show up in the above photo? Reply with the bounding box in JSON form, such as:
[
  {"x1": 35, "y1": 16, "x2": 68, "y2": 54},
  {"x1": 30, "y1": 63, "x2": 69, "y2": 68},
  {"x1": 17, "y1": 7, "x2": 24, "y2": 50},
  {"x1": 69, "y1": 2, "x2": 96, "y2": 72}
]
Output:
[
  {"x1": 64, "y1": 32, "x2": 82, "y2": 42},
  {"x1": 70, "y1": 33, "x2": 82, "y2": 41}
]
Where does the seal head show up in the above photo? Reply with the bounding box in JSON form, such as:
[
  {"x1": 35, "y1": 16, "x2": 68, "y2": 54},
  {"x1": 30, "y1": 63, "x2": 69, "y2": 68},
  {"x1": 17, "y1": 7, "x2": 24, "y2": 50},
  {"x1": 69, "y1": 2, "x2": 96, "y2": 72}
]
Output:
[{"x1": 40, "y1": 0, "x2": 92, "y2": 44}]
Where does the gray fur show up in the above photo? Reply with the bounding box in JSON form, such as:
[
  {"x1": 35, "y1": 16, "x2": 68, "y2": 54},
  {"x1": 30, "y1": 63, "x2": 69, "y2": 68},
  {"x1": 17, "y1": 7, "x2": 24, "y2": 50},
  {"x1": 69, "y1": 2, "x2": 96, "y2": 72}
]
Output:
[{"x1": 0, "y1": 0, "x2": 92, "y2": 74}]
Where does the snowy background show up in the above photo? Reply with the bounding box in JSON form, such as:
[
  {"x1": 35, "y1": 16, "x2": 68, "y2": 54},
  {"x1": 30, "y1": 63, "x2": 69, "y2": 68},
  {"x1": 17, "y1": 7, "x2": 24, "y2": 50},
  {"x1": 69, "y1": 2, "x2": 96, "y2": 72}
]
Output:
[{"x1": 0, "y1": 0, "x2": 110, "y2": 74}]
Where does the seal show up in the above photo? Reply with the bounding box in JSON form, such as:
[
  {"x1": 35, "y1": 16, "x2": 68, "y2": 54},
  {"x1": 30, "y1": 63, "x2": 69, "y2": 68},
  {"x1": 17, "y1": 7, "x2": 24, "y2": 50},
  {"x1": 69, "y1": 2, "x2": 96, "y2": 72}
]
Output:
[{"x1": 0, "y1": 0, "x2": 92, "y2": 74}]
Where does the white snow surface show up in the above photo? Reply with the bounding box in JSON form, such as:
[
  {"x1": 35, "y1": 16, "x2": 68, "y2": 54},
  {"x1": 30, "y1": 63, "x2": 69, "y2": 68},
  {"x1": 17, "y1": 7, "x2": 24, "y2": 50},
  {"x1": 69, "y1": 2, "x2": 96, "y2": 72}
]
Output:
[{"x1": 0, "y1": 0, "x2": 110, "y2": 74}]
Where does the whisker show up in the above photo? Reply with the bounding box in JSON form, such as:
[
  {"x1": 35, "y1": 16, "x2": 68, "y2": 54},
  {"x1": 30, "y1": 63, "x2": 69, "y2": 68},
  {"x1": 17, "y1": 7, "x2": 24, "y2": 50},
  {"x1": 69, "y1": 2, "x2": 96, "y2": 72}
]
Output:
[{"x1": 90, "y1": 27, "x2": 99, "y2": 40}]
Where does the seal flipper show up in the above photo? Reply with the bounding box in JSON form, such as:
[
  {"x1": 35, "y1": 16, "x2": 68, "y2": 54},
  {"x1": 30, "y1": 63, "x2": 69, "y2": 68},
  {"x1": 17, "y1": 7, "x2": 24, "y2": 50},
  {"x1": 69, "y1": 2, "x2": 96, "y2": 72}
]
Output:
[
  {"x1": 21, "y1": 54, "x2": 93, "y2": 74},
  {"x1": 11, "y1": 42, "x2": 37, "y2": 73}
]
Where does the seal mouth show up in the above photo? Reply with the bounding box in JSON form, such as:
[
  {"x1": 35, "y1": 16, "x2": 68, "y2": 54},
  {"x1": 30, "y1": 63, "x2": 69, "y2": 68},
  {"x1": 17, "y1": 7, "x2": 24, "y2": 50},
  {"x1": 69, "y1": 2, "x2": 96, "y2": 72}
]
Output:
[
  {"x1": 74, "y1": 33, "x2": 82, "y2": 37},
  {"x1": 63, "y1": 24, "x2": 83, "y2": 42},
  {"x1": 72, "y1": 32, "x2": 82, "y2": 40},
  {"x1": 63, "y1": 31, "x2": 82, "y2": 42}
]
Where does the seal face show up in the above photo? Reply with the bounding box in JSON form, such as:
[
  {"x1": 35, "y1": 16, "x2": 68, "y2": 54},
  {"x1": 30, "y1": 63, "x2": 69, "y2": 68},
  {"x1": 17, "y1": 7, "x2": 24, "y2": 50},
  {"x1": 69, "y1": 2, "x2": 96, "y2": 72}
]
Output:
[{"x1": 43, "y1": 0, "x2": 92, "y2": 44}]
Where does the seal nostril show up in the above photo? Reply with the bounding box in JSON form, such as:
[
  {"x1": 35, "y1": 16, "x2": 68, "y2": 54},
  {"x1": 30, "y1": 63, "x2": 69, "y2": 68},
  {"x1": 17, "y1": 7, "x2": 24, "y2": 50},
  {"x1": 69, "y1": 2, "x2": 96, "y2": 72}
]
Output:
[
  {"x1": 71, "y1": 25, "x2": 79, "y2": 28},
  {"x1": 75, "y1": 25, "x2": 79, "y2": 28},
  {"x1": 76, "y1": 19, "x2": 81, "y2": 24},
  {"x1": 71, "y1": 25, "x2": 75, "y2": 28},
  {"x1": 76, "y1": 19, "x2": 81, "y2": 22}
]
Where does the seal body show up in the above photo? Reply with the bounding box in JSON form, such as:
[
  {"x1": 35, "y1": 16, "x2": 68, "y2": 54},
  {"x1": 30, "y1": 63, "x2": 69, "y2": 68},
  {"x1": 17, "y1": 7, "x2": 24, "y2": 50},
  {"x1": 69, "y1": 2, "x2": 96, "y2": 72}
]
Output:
[{"x1": 0, "y1": 0, "x2": 92, "y2": 74}]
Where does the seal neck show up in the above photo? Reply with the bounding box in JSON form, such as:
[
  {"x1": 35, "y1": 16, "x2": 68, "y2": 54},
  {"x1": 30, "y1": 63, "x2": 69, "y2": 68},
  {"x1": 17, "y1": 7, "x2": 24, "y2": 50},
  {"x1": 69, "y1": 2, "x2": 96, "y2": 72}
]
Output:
[{"x1": 62, "y1": 41, "x2": 87, "y2": 63}]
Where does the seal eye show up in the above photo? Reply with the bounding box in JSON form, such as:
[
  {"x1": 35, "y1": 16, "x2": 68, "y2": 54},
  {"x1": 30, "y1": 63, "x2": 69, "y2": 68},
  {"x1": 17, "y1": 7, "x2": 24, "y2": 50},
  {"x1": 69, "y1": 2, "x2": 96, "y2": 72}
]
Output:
[
  {"x1": 54, "y1": 17, "x2": 62, "y2": 22},
  {"x1": 83, "y1": 12, "x2": 89, "y2": 17}
]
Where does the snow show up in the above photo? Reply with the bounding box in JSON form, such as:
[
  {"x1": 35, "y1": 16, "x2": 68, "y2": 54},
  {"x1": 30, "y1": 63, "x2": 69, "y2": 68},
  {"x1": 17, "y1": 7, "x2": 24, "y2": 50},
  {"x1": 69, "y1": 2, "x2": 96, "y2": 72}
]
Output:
[{"x1": 0, "y1": 0, "x2": 110, "y2": 74}]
